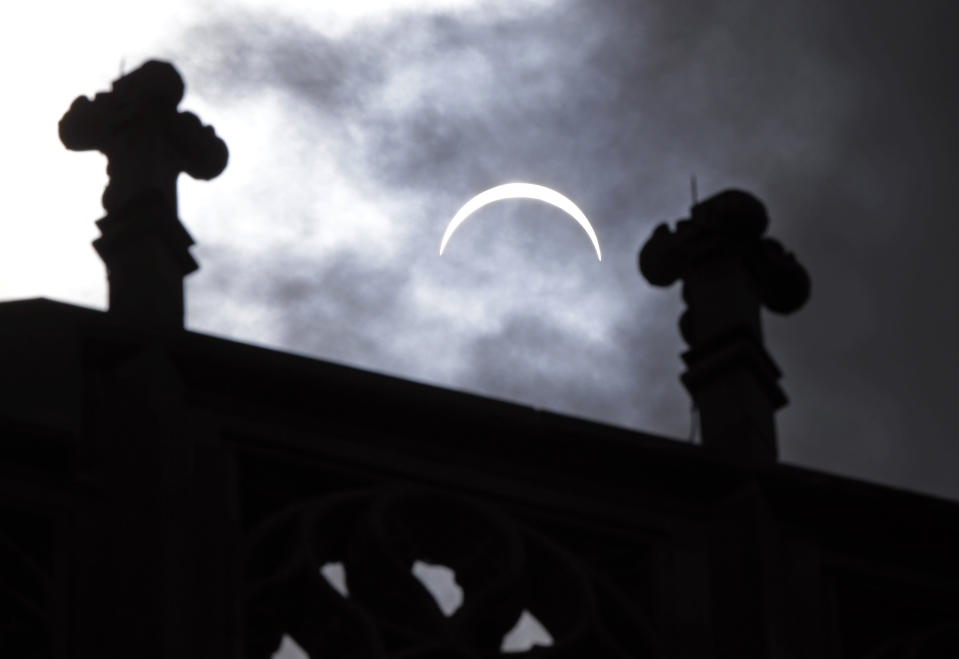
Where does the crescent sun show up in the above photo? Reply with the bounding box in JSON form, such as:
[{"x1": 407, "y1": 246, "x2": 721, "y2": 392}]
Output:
[{"x1": 439, "y1": 182, "x2": 602, "y2": 261}]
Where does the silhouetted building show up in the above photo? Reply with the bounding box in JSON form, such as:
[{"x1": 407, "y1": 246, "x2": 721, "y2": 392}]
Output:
[{"x1": 1, "y1": 61, "x2": 957, "y2": 659}]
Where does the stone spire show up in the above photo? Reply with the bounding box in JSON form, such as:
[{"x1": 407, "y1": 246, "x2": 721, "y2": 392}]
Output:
[
  {"x1": 59, "y1": 59, "x2": 228, "y2": 329},
  {"x1": 639, "y1": 189, "x2": 810, "y2": 461}
]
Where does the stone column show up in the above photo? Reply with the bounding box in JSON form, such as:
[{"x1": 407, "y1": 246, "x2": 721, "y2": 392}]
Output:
[
  {"x1": 639, "y1": 190, "x2": 809, "y2": 461},
  {"x1": 58, "y1": 61, "x2": 236, "y2": 659}
]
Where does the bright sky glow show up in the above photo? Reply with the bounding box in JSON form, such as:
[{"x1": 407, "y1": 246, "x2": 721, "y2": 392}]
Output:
[
  {"x1": 439, "y1": 183, "x2": 603, "y2": 261},
  {"x1": 501, "y1": 610, "x2": 553, "y2": 652},
  {"x1": 272, "y1": 634, "x2": 308, "y2": 659},
  {"x1": 0, "y1": 0, "x2": 556, "y2": 306},
  {"x1": 319, "y1": 562, "x2": 349, "y2": 597},
  {"x1": 411, "y1": 560, "x2": 464, "y2": 616}
]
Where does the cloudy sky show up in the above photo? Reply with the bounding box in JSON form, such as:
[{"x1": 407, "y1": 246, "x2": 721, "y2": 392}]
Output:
[{"x1": 3, "y1": 0, "x2": 958, "y2": 512}]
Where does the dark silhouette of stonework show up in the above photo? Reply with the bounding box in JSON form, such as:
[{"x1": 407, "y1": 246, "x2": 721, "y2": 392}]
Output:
[
  {"x1": 640, "y1": 190, "x2": 810, "y2": 461},
  {"x1": 1, "y1": 61, "x2": 959, "y2": 659},
  {"x1": 59, "y1": 59, "x2": 228, "y2": 329}
]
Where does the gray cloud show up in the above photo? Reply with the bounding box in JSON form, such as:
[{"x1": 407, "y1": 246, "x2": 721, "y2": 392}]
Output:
[{"x1": 176, "y1": 0, "x2": 959, "y2": 500}]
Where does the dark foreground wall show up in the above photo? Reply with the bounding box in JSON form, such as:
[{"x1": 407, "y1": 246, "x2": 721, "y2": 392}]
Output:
[{"x1": 1, "y1": 298, "x2": 957, "y2": 658}]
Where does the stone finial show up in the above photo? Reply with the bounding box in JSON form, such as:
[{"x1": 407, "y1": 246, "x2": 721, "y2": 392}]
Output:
[
  {"x1": 59, "y1": 60, "x2": 228, "y2": 328},
  {"x1": 639, "y1": 189, "x2": 810, "y2": 461},
  {"x1": 59, "y1": 60, "x2": 227, "y2": 214}
]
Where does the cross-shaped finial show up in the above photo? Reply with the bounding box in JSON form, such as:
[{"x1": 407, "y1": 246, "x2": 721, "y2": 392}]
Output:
[
  {"x1": 639, "y1": 189, "x2": 810, "y2": 460},
  {"x1": 59, "y1": 60, "x2": 228, "y2": 328},
  {"x1": 59, "y1": 59, "x2": 227, "y2": 215},
  {"x1": 641, "y1": 189, "x2": 809, "y2": 346}
]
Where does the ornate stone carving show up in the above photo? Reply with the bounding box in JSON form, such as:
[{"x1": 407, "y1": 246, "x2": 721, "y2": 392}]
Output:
[{"x1": 243, "y1": 487, "x2": 658, "y2": 658}]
